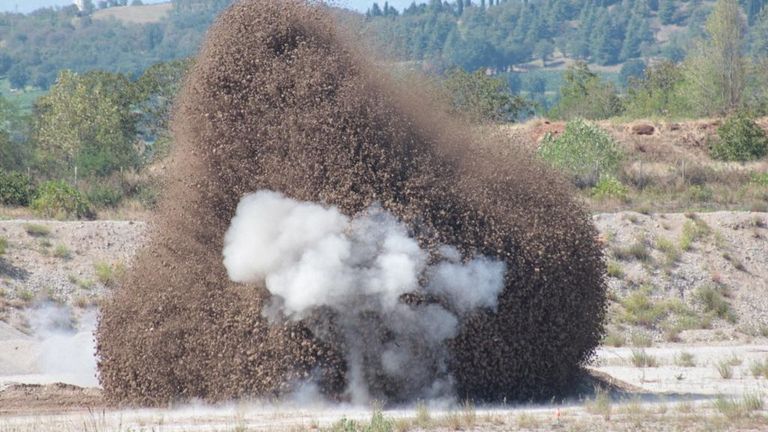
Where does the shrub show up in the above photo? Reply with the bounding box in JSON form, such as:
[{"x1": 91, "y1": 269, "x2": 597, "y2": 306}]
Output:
[
  {"x1": 95, "y1": 261, "x2": 125, "y2": 287},
  {"x1": 85, "y1": 183, "x2": 124, "y2": 208},
  {"x1": 539, "y1": 119, "x2": 623, "y2": 187},
  {"x1": 0, "y1": 171, "x2": 35, "y2": 206},
  {"x1": 31, "y1": 180, "x2": 94, "y2": 220},
  {"x1": 630, "y1": 349, "x2": 658, "y2": 367},
  {"x1": 591, "y1": 175, "x2": 629, "y2": 200},
  {"x1": 23, "y1": 223, "x2": 50, "y2": 237},
  {"x1": 53, "y1": 244, "x2": 71, "y2": 259},
  {"x1": 710, "y1": 114, "x2": 768, "y2": 161},
  {"x1": 696, "y1": 284, "x2": 737, "y2": 323}
]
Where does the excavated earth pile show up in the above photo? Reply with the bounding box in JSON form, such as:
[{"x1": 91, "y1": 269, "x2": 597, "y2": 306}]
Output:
[{"x1": 96, "y1": 0, "x2": 606, "y2": 405}]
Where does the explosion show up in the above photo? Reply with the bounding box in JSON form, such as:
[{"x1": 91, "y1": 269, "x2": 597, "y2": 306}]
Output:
[{"x1": 96, "y1": 0, "x2": 606, "y2": 405}]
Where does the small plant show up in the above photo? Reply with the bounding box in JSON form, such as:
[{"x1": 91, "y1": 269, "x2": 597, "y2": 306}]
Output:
[
  {"x1": 716, "y1": 360, "x2": 733, "y2": 379},
  {"x1": 591, "y1": 175, "x2": 629, "y2": 200},
  {"x1": 414, "y1": 401, "x2": 431, "y2": 428},
  {"x1": 31, "y1": 180, "x2": 94, "y2": 220},
  {"x1": 675, "y1": 351, "x2": 696, "y2": 367},
  {"x1": 94, "y1": 261, "x2": 124, "y2": 287},
  {"x1": 368, "y1": 407, "x2": 395, "y2": 432},
  {"x1": 710, "y1": 113, "x2": 768, "y2": 161},
  {"x1": 24, "y1": 223, "x2": 50, "y2": 237},
  {"x1": 0, "y1": 236, "x2": 7, "y2": 256},
  {"x1": 53, "y1": 244, "x2": 71, "y2": 260},
  {"x1": 749, "y1": 358, "x2": 768, "y2": 378},
  {"x1": 630, "y1": 349, "x2": 658, "y2": 367},
  {"x1": 679, "y1": 219, "x2": 710, "y2": 251},
  {"x1": 603, "y1": 330, "x2": 625, "y2": 347},
  {"x1": 655, "y1": 237, "x2": 680, "y2": 266},
  {"x1": 606, "y1": 261, "x2": 624, "y2": 278},
  {"x1": 630, "y1": 331, "x2": 654, "y2": 348},
  {"x1": 538, "y1": 119, "x2": 623, "y2": 187},
  {"x1": 516, "y1": 412, "x2": 541, "y2": 429},
  {"x1": 614, "y1": 241, "x2": 652, "y2": 262},
  {"x1": 18, "y1": 289, "x2": 34, "y2": 303},
  {"x1": 585, "y1": 387, "x2": 612, "y2": 419}
]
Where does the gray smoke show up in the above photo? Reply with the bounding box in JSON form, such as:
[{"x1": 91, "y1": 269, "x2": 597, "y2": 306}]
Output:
[{"x1": 223, "y1": 190, "x2": 506, "y2": 404}]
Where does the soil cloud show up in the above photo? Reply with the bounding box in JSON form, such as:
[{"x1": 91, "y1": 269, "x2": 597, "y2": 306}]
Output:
[{"x1": 96, "y1": 0, "x2": 606, "y2": 405}]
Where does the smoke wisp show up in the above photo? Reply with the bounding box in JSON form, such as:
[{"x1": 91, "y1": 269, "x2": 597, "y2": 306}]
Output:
[{"x1": 223, "y1": 190, "x2": 506, "y2": 403}]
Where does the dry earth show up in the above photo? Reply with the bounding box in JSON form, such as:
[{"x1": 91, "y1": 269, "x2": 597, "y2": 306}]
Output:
[{"x1": 0, "y1": 212, "x2": 766, "y2": 430}]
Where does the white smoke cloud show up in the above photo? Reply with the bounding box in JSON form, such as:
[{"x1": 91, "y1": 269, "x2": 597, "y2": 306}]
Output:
[
  {"x1": 223, "y1": 190, "x2": 507, "y2": 404},
  {"x1": 28, "y1": 305, "x2": 98, "y2": 388}
]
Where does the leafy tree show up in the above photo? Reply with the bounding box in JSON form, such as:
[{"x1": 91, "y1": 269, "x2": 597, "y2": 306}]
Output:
[
  {"x1": 538, "y1": 119, "x2": 623, "y2": 187},
  {"x1": 135, "y1": 59, "x2": 192, "y2": 160},
  {"x1": 8, "y1": 65, "x2": 29, "y2": 90},
  {"x1": 683, "y1": 0, "x2": 746, "y2": 116},
  {"x1": 548, "y1": 62, "x2": 623, "y2": 120},
  {"x1": 624, "y1": 61, "x2": 690, "y2": 118},
  {"x1": 659, "y1": 0, "x2": 675, "y2": 24},
  {"x1": 0, "y1": 54, "x2": 12, "y2": 76},
  {"x1": 442, "y1": 69, "x2": 532, "y2": 122},
  {"x1": 33, "y1": 70, "x2": 140, "y2": 178}
]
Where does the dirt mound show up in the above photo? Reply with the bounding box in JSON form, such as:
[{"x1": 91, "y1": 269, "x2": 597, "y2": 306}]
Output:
[{"x1": 96, "y1": 0, "x2": 606, "y2": 405}]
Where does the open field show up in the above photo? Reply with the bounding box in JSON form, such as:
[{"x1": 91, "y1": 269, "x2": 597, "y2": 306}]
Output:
[{"x1": 92, "y1": 3, "x2": 172, "y2": 24}]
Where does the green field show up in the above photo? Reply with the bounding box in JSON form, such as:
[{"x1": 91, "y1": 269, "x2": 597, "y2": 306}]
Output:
[{"x1": 0, "y1": 79, "x2": 46, "y2": 112}]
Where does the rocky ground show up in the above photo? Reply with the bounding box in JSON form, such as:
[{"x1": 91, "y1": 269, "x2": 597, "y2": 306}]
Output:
[{"x1": 0, "y1": 212, "x2": 766, "y2": 430}]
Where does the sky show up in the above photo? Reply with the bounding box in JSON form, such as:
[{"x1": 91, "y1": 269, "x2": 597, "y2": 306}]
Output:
[{"x1": 0, "y1": 0, "x2": 416, "y2": 14}]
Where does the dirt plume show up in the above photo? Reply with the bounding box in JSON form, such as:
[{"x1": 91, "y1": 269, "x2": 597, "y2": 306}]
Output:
[{"x1": 96, "y1": 0, "x2": 606, "y2": 405}]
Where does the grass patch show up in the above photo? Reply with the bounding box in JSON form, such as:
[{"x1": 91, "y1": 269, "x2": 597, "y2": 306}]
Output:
[
  {"x1": 655, "y1": 237, "x2": 680, "y2": 266},
  {"x1": 0, "y1": 236, "x2": 6, "y2": 256},
  {"x1": 17, "y1": 289, "x2": 34, "y2": 303},
  {"x1": 94, "y1": 261, "x2": 124, "y2": 287},
  {"x1": 716, "y1": 360, "x2": 733, "y2": 379},
  {"x1": 675, "y1": 351, "x2": 696, "y2": 367},
  {"x1": 679, "y1": 218, "x2": 710, "y2": 251},
  {"x1": 696, "y1": 284, "x2": 737, "y2": 323},
  {"x1": 603, "y1": 330, "x2": 625, "y2": 347},
  {"x1": 630, "y1": 331, "x2": 654, "y2": 347},
  {"x1": 23, "y1": 223, "x2": 51, "y2": 237},
  {"x1": 584, "y1": 387, "x2": 612, "y2": 419},
  {"x1": 606, "y1": 261, "x2": 624, "y2": 278},
  {"x1": 713, "y1": 393, "x2": 763, "y2": 419},
  {"x1": 630, "y1": 349, "x2": 658, "y2": 367},
  {"x1": 749, "y1": 359, "x2": 768, "y2": 379},
  {"x1": 613, "y1": 241, "x2": 652, "y2": 262},
  {"x1": 53, "y1": 244, "x2": 72, "y2": 259}
]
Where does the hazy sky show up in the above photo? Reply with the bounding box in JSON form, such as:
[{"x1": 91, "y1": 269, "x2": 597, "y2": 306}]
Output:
[{"x1": 0, "y1": 0, "x2": 416, "y2": 14}]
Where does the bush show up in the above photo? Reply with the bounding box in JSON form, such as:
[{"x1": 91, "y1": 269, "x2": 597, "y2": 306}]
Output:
[
  {"x1": 710, "y1": 114, "x2": 768, "y2": 161},
  {"x1": 0, "y1": 171, "x2": 35, "y2": 206},
  {"x1": 31, "y1": 180, "x2": 94, "y2": 220},
  {"x1": 592, "y1": 175, "x2": 629, "y2": 200},
  {"x1": 539, "y1": 119, "x2": 623, "y2": 187},
  {"x1": 86, "y1": 183, "x2": 124, "y2": 208}
]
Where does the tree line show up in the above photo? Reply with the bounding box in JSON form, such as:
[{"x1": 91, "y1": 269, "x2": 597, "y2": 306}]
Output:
[{"x1": 361, "y1": 0, "x2": 768, "y2": 71}]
